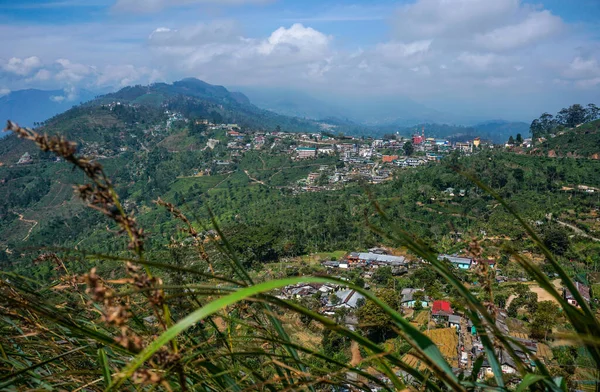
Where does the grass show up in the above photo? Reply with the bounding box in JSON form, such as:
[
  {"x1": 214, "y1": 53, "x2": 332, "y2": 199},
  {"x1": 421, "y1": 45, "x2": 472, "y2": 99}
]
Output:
[
  {"x1": 1, "y1": 121, "x2": 600, "y2": 391},
  {"x1": 299, "y1": 250, "x2": 348, "y2": 264}
]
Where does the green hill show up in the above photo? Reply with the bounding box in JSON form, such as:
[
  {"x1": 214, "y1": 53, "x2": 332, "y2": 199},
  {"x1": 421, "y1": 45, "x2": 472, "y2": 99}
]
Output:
[{"x1": 531, "y1": 119, "x2": 600, "y2": 159}]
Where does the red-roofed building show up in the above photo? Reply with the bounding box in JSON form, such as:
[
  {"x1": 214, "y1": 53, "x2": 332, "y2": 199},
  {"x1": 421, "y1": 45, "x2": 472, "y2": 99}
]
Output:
[
  {"x1": 382, "y1": 155, "x2": 399, "y2": 163},
  {"x1": 432, "y1": 300, "x2": 453, "y2": 318}
]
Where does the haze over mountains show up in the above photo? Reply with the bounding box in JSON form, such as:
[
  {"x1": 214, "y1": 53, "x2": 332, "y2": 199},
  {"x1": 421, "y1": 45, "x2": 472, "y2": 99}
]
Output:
[{"x1": 0, "y1": 78, "x2": 529, "y2": 143}]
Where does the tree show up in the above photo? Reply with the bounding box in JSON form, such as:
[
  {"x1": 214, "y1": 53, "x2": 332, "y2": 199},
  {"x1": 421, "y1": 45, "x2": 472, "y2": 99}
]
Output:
[
  {"x1": 586, "y1": 103, "x2": 600, "y2": 122},
  {"x1": 507, "y1": 135, "x2": 515, "y2": 145},
  {"x1": 539, "y1": 113, "x2": 556, "y2": 136},
  {"x1": 530, "y1": 118, "x2": 543, "y2": 142},
  {"x1": 372, "y1": 266, "x2": 393, "y2": 286},
  {"x1": 413, "y1": 290, "x2": 426, "y2": 311},
  {"x1": 403, "y1": 141, "x2": 414, "y2": 156},
  {"x1": 530, "y1": 301, "x2": 560, "y2": 340},
  {"x1": 543, "y1": 226, "x2": 570, "y2": 256},
  {"x1": 358, "y1": 288, "x2": 400, "y2": 342},
  {"x1": 515, "y1": 133, "x2": 523, "y2": 145},
  {"x1": 494, "y1": 293, "x2": 508, "y2": 309},
  {"x1": 557, "y1": 104, "x2": 587, "y2": 128}
]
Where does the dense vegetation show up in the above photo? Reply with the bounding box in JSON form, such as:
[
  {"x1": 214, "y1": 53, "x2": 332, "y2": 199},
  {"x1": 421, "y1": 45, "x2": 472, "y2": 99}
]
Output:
[{"x1": 1, "y1": 87, "x2": 600, "y2": 390}]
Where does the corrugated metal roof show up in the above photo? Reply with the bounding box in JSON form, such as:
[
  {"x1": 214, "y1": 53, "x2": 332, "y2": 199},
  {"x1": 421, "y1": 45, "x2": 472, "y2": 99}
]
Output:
[
  {"x1": 438, "y1": 255, "x2": 472, "y2": 265},
  {"x1": 357, "y1": 252, "x2": 406, "y2": 264}
]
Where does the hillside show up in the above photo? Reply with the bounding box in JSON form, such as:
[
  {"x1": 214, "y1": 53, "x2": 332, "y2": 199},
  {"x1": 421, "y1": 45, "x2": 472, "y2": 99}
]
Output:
[{"x1": 530, "y1": 119, "x2": 600, "y2": 159}]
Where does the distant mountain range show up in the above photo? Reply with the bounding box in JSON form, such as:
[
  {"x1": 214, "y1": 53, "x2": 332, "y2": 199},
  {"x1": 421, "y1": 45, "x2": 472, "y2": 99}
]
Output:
[
  {"x1": 1, "y1": 79, "x2": 530, "y2": 143},
  {"x1": 234, "y1": 86, "x2": 485, "y2": 126},
  {"x1": 0, "y1": 88, "x2": 97, "y2": 128}
]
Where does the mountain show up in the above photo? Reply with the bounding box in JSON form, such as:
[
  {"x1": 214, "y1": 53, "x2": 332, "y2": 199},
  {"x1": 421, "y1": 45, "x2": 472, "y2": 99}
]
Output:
[
  {"x1": 473, "y1": 120, "x2": 530, "y2": 144},
  {"x1": 0, "y1": 78, "x2": 323, "y2": 164},
  {"x1": 0, "y1": 88, "x2": 97, "y2": 128},
  {"x1": 233, "y1": 86, "x2": 350, "y2": 120}
]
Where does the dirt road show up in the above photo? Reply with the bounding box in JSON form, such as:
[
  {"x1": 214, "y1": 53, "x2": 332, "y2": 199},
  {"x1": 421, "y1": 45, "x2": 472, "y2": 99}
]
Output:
[{"x1": 13, "y1": 212, "x2": 38, "y2": 241}]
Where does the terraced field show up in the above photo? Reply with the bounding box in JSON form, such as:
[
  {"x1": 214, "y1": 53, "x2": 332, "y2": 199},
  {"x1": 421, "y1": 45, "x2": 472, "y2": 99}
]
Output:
[{"x1": 403, "y1": 327, "x2": 459, "y2": 369}]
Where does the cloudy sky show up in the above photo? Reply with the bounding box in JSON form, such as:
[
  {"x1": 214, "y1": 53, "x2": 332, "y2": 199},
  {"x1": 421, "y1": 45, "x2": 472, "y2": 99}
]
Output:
[{"x1": 1, "y1": 0, "x2": 599, "y2": 120}]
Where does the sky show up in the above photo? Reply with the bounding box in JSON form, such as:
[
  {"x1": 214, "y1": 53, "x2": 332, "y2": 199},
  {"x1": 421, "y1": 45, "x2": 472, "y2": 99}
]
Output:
[{"x1": 0, "y1": 0, "x2": 599, "y2": 121}]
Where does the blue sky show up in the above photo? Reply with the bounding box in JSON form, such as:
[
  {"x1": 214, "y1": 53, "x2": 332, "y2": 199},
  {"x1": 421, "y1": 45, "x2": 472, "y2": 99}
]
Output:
[{"x1": 1, "y1": 0, "x2": 599, "y2": 120}]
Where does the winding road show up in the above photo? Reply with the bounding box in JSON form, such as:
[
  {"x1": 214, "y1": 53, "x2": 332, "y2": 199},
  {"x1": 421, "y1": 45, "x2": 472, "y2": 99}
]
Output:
[{"x1": 13, "y1": 212, "x2": 38, "y2": 241}]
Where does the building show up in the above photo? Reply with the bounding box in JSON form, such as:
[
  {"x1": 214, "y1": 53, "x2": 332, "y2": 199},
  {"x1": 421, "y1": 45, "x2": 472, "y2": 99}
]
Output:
[
  {"x1": 347, "y1": 252, "x2": 406, "y2": 266},
  {"x1": 296, "y1": 147, "x2": 316, "y2": 159},
  {"x1": 326, "y1": 289, "x2": 365, "y2": 310},
  {"x1": 17, "y1": 152, "x2": 33, "y2": 165},
  {"x1": 400, "y1": 288, "x2": 429, "y2": 308},
  {"x1": 307, "y1": 172, "x2": 320, "y2": 184},
  {"x1": 382, "y1": 155, "x2": 399, "y2": 163},
  {"x1": 563, "y1": 282, "x2": 591, "y2": 307},
  {"x1": 438, "y1": 255, "x2": 472, "y2": 270},
  {"x1": 432, "y1": 300, "x2": 454, "y2": 316},
  {"x1": 448, "y1": 314, "x2": 462, "y2": 330}
]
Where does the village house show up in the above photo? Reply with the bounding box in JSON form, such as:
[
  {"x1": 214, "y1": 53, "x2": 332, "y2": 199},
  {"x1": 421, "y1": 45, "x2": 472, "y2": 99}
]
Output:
[
  {"x1": 382, "y1": 155, "x2": 399, "y2": 163},
  {"x1": 438, "y1": 255, "x2": 473, "y2": 270},
  {"x1": 448, "y1": 314, "x2": 462, "y2": 330},
  {"x1": 347, "y1": 252, "x2": 407, "y2": 266},
  {"x1": 563, "y1": 282, "x2": 591, "y2": 307},
  {"x1": 307, "y1": 172, "x2": 320, "y2": 185},
  {"x1": 325, "y1": 289, "x2": 365, "y2": 312},
  {"x1": 296, "y1": 146, "x2": 317, "y2": 159},
  {"x1": 432, "y1": 300, "x2": 454, "y2": 318},
  {"x1": 400, "y1": 288, "x2": 430, "y2": 308},
  {"x1": 17, "y1": 152, "x2": 33, "y2": 165}
]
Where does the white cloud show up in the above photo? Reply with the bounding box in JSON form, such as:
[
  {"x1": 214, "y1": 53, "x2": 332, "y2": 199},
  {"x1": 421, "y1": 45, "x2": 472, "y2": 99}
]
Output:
[
  {"x1": 563, "y1": 56, "x2": 600, "y2": 79},
  {"x1": 54, "y1": 58, "x2": 96, "y2": 83},
  {"x1": 0, "y1": 88, "x2": 10, "y2": 97},
  {"x1": 50, "y1": 95, "x2": 65, "y2": 102},
  {"x1": 149, "y1": 23, "x2": 332, "y2": 81},
  {"x1": 474, "y1": 10, "x2": 563, "y2": 51},
  {"x1": 3, "y1": 56, "x2": 42, "y2": 76},
  {"x1": 113, "y1": 0, "x2": 272, "y2": 13},
  {"x1": 96, "y1": 64, "x2": 163, "y2": 87},
  {"x1": 374, "y1": 40, "x2": 432, "y2": 66},
  {"x1": 393, "y1": 0, "x2": 520, "y2": 40}
]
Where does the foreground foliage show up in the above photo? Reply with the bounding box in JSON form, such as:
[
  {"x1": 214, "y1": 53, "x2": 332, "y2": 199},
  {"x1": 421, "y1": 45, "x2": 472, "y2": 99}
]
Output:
[{"x1": 1, "y1": 121, "x2": 599, "y2": 391}]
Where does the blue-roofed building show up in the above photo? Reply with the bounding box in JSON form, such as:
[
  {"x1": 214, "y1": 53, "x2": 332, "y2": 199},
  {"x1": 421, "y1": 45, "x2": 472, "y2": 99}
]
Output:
[{"x1": 438, "y1": 255, "x2": 472, "y2": 270}]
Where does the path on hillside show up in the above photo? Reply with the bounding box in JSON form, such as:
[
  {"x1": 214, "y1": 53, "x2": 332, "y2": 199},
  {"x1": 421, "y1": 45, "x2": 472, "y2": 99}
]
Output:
[
  {"x1": 350, "y1": 341, "x2": 362, "y2": 366},
  {"x1": 13, "y1": 212, "x2": 38, "y2": 241},
  {"x1": 243, "y1": 170, "x2": 267, "y2": 186},
  {"x1": 207, "y1": 173, "x2": 233, "y2": 191},
  {"x1": 555, "y1": 219, "x2": 600, "y2": 242}
]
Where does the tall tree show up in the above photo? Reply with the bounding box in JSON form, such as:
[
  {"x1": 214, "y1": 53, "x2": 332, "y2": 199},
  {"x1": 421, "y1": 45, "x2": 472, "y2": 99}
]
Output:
[
  {"x1": 586, "y1": 103, "x2": 600, "y2": 122},
  {"x1": 529, "y1": 118, "x2": 543, "y2": 143},
  {"x1": 358, "y1": 288, "x2": 400, "y2": 342},
  {"x1": 557, "y1": 104, "x2": 587, "y2": 127},
  {"x1": 530, "y1": 301, "x2": 560, "y2": 340},
  {"x1": 515, "y1": 133, "x2": 523, "y2": 145},
  {"x1": 403, "y1": 141, "x2": 414, "y2": 156},
  {"x1": 508, "y1": 135, "x2": 515, "y2": 145}
]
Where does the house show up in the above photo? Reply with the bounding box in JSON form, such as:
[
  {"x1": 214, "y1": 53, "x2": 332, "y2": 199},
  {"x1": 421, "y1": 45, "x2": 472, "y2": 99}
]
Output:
[
  {"x1": 307, "y1": 172, "x2": 321, "y2": 184},
  {"x1": 296, "y1": 147, "x2": 317, "y2": 159},
  {"x1": 438, "y1": 255, "x2": 472, "y2": 270},
  {"x1": 400, "y1": 288, "x2": 429, "y2": 308},
  {"x1": 481, "y1": 351, "x2": 517, "y2": 378},
  {"x1": 347, "y1": 252, "x2": 406, "y2": 266},
  {"x1": 382, "y1": 155, "x2": 398, "y2": 163},
  {"x1": 448, "y1": 314, "x2": 462, "y2": 330},
  {"x1": 17, "y1": 152, "x2": 32, "y2": 165},
  {"x1": 326, "y1": 289, "x2": 365, "y2": 310},
  {"x1": 431, "y1": 300, "x2": 454, "y2": 320},
  {"x1": 563, "y1": 282, "x2": 591, "y2": 307}
]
